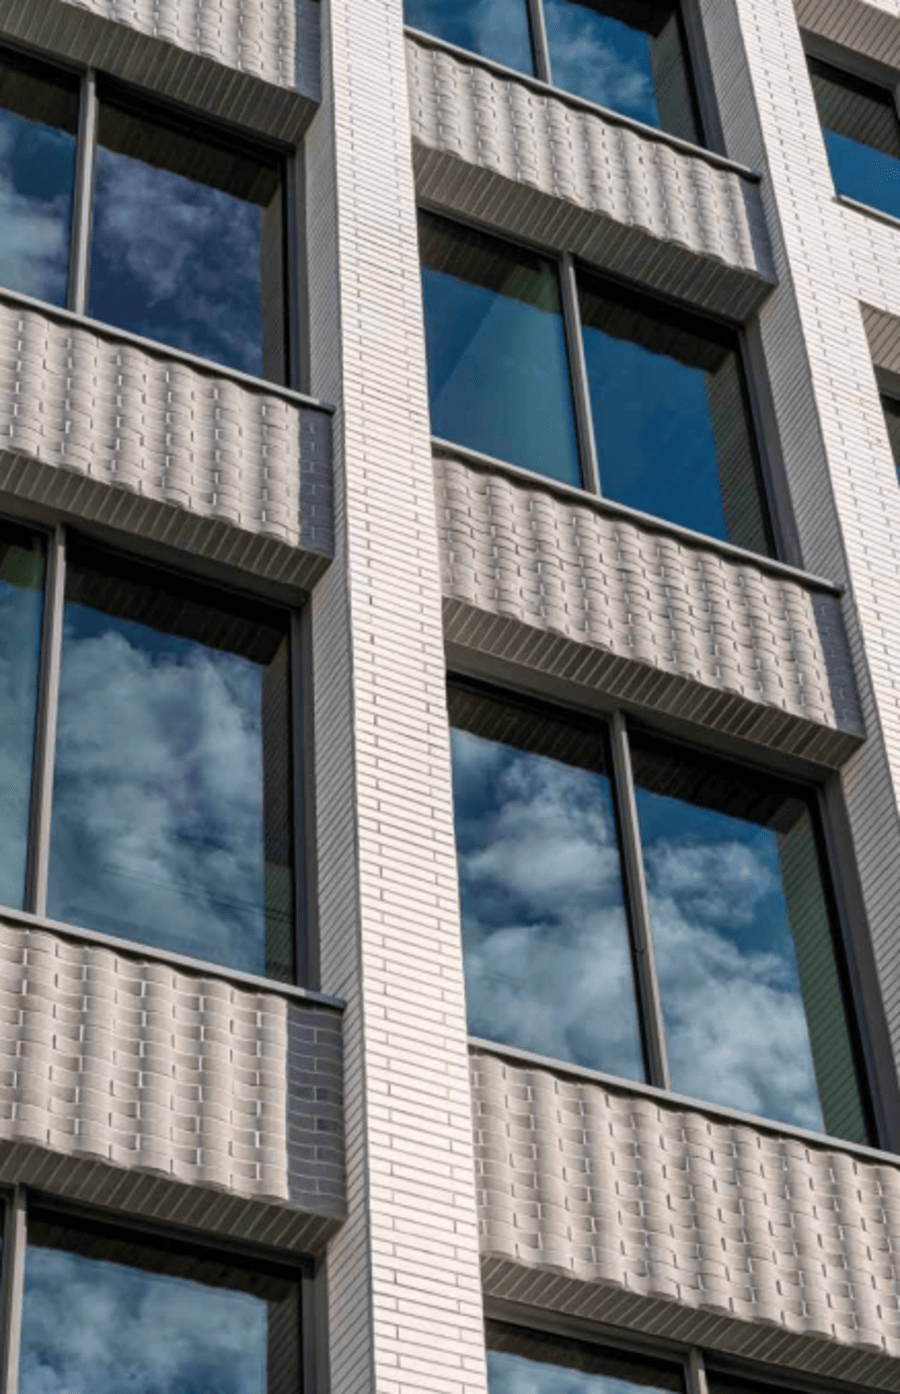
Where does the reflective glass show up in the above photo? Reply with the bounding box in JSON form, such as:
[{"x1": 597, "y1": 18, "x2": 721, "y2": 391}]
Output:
[
  {"x1": 89, "y1": 99, "x2": 286, "y2": 379},
  {"x1": 488, "y1": 1324, "x2": 684, "y2": 1394},
  {"x1": 420, "y1": 212, "x2": 581, "y2": 485},
  {"x1": 631, "y1": 738, "x2": 870, "y2": 1142},
  {"x1": 0, "y1": 523, "x2": 44, "y2": 910},
  {"x1": 579, "y1": 273, "x2": 771, "y2": 553},
  {"x1": 48, "y1": 547, "x2": 294, "y2": 979},
  {"x1": 449, "y1": 689, "x2": 645, "y2": 1081},
  {"x1": 21, "y1": 1216, "x2": 300, "y2": 1394},
  {"x1": 0, "y1": 51, "x2": 78, "y2": 305},
  {"x1": 403, "y1": 0, "x2": 535, "y2": 75},
  {"x1": 544, "y1": 0, "x2": 701, "y2": 143},
  {"x1": 882, "y1": 394, "x2": 900, "y2": 482},
  {"x1": 809, "y1": 58, "x2": 900, "y2": 221}
]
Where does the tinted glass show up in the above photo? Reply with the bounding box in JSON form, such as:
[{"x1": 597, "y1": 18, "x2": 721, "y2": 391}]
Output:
[
  {"x1": 0, "y1": 52, "x2": 78, "y2": 305},
  {"x1": 89, "y1": 100, "x2": 286, "y2": 379},
  {"x1": 450, "y1": 689, "x2": 645, "y2": 1081},
  {"x1": 579, "y1": 273, "x2": 770, "y2": 553},
  {"x1": 47, "y1": 548, "x2": 294, "y2": 980},
  {"x1": 882, "y1": 393, "x2": 900, "y2": 481},
  {"x1": 0, "y1": 524, "x2": 44, "y2": 910},
  {"x1": 21, "y1": 1217, "x2": 300, "y2": 1394},
  {"x1": 544, "y1": 0, "x2": 701, "y2": 143},
  {"x1": 809, "y1": 59, "x2": 900, "y2": 221},
  {"x1": 488, "y1": 1324, "x2": 684, "y2": 1394},
  {"x1": 403, "y1": 0, "x2": 535, "y2": 74},
  {"x1": 632, "y1": 738, "x2": 870, "y2": 1142},
  {"x1": 420, "y1": 213, "x2": 581, "y2": 485}
]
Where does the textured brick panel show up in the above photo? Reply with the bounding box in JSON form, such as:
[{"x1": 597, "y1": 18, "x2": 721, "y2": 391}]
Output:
[
  {"x1": 472, "y1": 1046, "x2": 900, "y2": 1389},
  {"x1": 0, "y1": 0, "x2": 320, "y2": 140},
  {"x1": 0, "y1": 919, "x2": 345, "y2": 1245},
  {"x1": 436, "y1": 453, "x2": 864, "y2": 766},
  {"x1": 407, "y1": 34, "x2": 775, "y2": 322},
  {"x1": 0, "y1": 293, "x2": 333, "y2": 587}
]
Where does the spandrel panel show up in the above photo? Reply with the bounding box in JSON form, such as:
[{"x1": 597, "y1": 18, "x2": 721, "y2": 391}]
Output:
[
  {"x1": 0, "y1": 52, "x2": 78, "y2": 305},
  {"x1": 47, "y1": 548, "x2": 294, "y2": 980},
  {"x1": 420, "y1": 212, "x2": 581, "y2": 486},
  {"x1": 89, "y1": 101, "x2": 286, "y2": 379},
  {"x1": 543, "y1": 0, "x2": 701, "y2": 143},
  {"x1": 403, "y1": 0, "x2": 535, "y2": 75},
  {"x1": 21, "y1": 1220, "x2": 301, "y2": 1394},
  {"x1": 450, "y1": 692, "x2": 645, "y2": 1082},
  {"x1": 0, "y1": 523, "x2": 45, "y2": 911},
  {"x1": 631, "y1": 738, "x2": 870, "y2": 1143}
]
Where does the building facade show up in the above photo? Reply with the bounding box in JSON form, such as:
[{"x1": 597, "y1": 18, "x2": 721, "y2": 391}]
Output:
[{"x1": 0, "y1": 0, "x2": 897, "y2": 1391}]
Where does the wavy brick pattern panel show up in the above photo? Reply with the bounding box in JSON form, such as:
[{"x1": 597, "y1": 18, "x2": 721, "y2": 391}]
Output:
[
  {"x1": 436, "y1": 454, "x2": 863, "y2": 765},
  {"x1": 0, "y1": 920, "x2": 345, "y2": 1247},
  {"x1": 407, "y1": 36, "x2": 774, "y2": 321},
  {"x1": 0, "y1": 294, "x2": 332, "y2": 586},
  {"x1": 472, "y1": 1048, "x2": 900, "y2": 1388}
]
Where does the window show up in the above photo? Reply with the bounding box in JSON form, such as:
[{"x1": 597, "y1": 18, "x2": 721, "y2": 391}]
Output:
[
  {"x1": 487, "y1": 1324, "x2": 685, "y2": 1394},
  {"x1": 0, "y1": 46, "x2": 290, "y2": 380},
  {"x1": 808, "y1": 56, "x2": 900, "y2": 222},
  {"x1": 420, "y1": 211, "x2": 773, "y2": 555},
  {"x1": 404, "y1": 0, "x2": 703, "y2": 144},
  {"x1": 449, "y1": 682, "x2": 872, "y2": 1144},
  {"x1": 0, "y1": 520, "x2": 299, "y2": 982},
  {"x1": 881, "y1": 392, "x2": 900, "y2": 481},
  {"x1": 4, "y1": 1203, "x2": 304, "y2": 1394}
]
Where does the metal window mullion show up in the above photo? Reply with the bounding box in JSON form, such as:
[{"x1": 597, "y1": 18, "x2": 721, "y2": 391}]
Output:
[
  {"x1": 610, "y1": 711, "x2": 671, "y2": 1091},
  {"x1": 67, "y1": 69, "x2": 98, "y2": 315},
  {"x1": 687, "y1": 1349, "x2": 709, "y2": 1394},
  {"x1": 285, "y1": 150, "x2": 307, "y2": 395},
  {"x1": 559, "y1": 252, "x2": 601, "y2": 495},
  {"x1": 527, "y1": 0, "x2": 552, "y2": 82},
  {"x1": 26, "y1": 525, "x2": 67, "y2": 919},
  {"x1": 0, "y1": 1188, "x2": 28, "y2": 1394},
  {"x1": 290, "y1": 611, "x2": 318, "y2": 990}
]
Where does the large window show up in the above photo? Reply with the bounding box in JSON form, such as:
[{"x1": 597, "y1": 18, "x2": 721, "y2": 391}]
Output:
[
  {"x1": 881, "y1": 392, "x2": 900, "y2": 482},
  {"x1": 808, "y1": 56, "x2": 900, "y2": 223},
  {"x1": 404, "y1": 0, "x2": 704, "y2": 145},
  {"x1": 0, "y1": 519, "x2": 299, "y2": 982},
  {"x1": 450, "y1": 682, "x2": 872, "y2": 1144},
  {"x1": 0, "y1": 46, "x2": 290, "y2": 380},
  {"x1": 487, "y1": 1324, "x2": 685, "y2": 1394},
  {"x1": 1, "y1": 1202, "x2": 305, "y2": 1394},
  {"x1": 420, "y1": 211, "x2": 773, "y2": 554}
]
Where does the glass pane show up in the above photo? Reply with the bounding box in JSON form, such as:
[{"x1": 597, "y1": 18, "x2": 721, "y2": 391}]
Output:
[
  {"x1": 21, "y1": 1217, "x2": 300, "y2": 1394},
  {"x1": 47, "y1": 546, "x2": 294, "y2": 980},
  {"x1": 579, "y1": 272, "x2": 771, "y2": 553},
  {"x1": 0, "y1": 51, "x2": 78, "y2": 305},
  {"x1": 631, "y1": 737, "x2": 870, "y2": 1142},
  {"x1": 403, "y1": 0, "x2": 536, "y2": 74},
  {"x1": 420, "y1": 212, "x2": 581, "y2": 485},
  {"x1": 449, "y1": 689, "x2": 645, "y2": 1081},
  {"x1": 809, "y1": 58, "x2": 900, "y2": 220},
  {"x1": 544, "y1": 0, "x2": 701, "y2": 143},
  {"x1": 882, "y1": 394, "x2": 900, "y2": 482},
  {"x1": 89, "y1": 99, "x2": 286, "y2": 379},
  {"x1": 0, "y1": 523, "x2": 45, "y2": 910},
  {"x1": 488, "y1": 1324, "x2": 684, "y2": 1394}
]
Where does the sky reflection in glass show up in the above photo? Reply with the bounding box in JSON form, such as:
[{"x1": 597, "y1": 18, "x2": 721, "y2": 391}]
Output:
[
  {"x1": 20, "y1": 1232, "x2": 295, "y2": 1394},
  {"x1": 0, "y1": 525, "x2": 44, "y2": 911},
  {"x1": 809, "y1": 59, "x2": 900, "y2": 222},
  {"x1": 89, "y1": 103, "x2": 285, "y2": 378},
  {"x1": 47, "y1": 554, "x2": 293, "y2": 979},
  {"x1": 404, "y1": 0, "x2": 535, "y2": 74},
  {"x1": 420, "y1": 212, "x2": 581, "y2": 484},
  {"x1": 488, "y1": 1327, "x2": 683, "y2": 1394},
  {"x1": 543, "y1": 0, "x2": 662, "y2": 129},
  {"x1": 450, "y1": 712, "x2": 645, "y2": 1082},
  {"x1": 489, "y1": 1354, "x2": 677, "y2": 1394},
  {"x1": 0, "y1": 56, "x2": 77, "y2": 305}
]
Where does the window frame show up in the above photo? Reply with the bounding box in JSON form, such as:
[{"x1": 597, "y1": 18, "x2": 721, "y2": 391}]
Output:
[
  {"x1": 420, "y1": 203, "x2": 783, "y2": 561},
  {"x1": 0, "y1": 38, "x2": 302, "y2": 390},
  {"x1": 448, "y1": 671, "x2": 885, "y2": 1149},
  {"x1": 0, "y1": 512, "x2": 316, "y2": 992},
  {"x1": 0, "y1": 1188, "x2": 327, "y2": 1394}
]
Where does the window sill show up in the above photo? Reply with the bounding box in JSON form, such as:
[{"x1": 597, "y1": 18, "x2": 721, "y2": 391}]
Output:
[
  {"x1": 835, "y1": 191, "x2": 900, "y2": 234},
  {"x1": 0, "y1": 903, "x2": 344, "y2": 1012},
  {"x1": 469, "y1": 1035, "x2": 895, "y2": 1165}
]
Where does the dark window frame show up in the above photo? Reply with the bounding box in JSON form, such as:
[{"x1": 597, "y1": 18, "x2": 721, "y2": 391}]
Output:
[
  {"x1": 420, "y1": 204, "x2": 782, "y2": 560},
  {"x1": 449, "y1": 671, "x2": 882, "y2": 1148},
  {"x1": 0, "y1": 512, "x2": 316, "y2": 990},
  {"x1": 0, "y1": 38, "x2": 300, "y2": 388}
]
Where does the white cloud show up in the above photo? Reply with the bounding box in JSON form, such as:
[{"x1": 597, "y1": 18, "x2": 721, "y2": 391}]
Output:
[
  {"x1": 0, "y1": 120, "x2": 71, "y2": 304},
  {"x1": 488, "y1": 1350, "x2": 664, "y2": 1394},
  {"x1": 542, "y1": 0, "x2": 655, "y2": 117}
]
